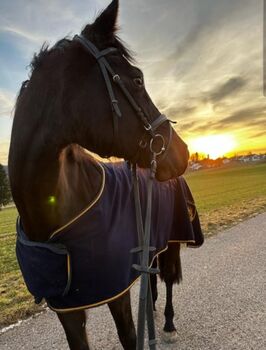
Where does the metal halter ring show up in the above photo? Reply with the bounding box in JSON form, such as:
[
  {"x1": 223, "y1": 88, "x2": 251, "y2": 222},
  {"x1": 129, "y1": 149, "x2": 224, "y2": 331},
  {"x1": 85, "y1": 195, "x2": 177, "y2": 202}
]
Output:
[
  {"x1": 149, "y1": 134, "x2": 166, "y2": 156},
  {"x1": 113, "y1": 74, "x2": 120, "y2": 82}
]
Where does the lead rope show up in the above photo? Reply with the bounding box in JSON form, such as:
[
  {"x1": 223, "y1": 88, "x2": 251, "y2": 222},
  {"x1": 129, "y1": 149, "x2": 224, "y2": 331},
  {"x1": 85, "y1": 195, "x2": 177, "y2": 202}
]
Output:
[{"x1": 131, "y1": 153, "x2": 160, "y2": 350}]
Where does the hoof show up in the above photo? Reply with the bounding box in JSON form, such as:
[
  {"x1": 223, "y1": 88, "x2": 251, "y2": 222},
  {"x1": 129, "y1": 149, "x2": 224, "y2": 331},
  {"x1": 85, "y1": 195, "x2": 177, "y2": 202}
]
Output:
[{"x1": 162, "y1": 330, "x2": 178, "y2": 344}]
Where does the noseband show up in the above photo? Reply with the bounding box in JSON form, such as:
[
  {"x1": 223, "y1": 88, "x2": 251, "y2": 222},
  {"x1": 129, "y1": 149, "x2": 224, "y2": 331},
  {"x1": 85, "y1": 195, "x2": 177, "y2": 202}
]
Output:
[{"x1": 74, "y1": 35, "x2": 173, "y2": 167}]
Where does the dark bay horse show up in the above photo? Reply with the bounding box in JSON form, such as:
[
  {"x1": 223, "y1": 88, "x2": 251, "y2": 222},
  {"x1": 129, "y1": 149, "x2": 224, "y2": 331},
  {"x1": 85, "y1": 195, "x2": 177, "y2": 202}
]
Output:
[{"x1": 8, "y1": 1, "x2": 190, "y2": 349}]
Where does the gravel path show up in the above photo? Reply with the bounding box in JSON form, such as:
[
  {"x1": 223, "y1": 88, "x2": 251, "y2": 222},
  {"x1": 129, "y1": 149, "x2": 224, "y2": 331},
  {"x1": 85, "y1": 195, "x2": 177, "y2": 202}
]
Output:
[{"x1": 1, "y1": 213, "x2": 266, "y2": 350}]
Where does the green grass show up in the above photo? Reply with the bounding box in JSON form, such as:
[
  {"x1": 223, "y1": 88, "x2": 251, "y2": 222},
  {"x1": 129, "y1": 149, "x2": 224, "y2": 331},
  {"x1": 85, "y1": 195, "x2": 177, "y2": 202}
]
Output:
[
  {"x1": 0, "y1": 162, "x2": 265, "y2": 327},
  {"x1": 0, "y1": 207, "x2": 43, "y2": 328},
  {"x1": 0, "y1": 208, "x2": 18, "y2": 275},
  {"x1": 185, "y1": 163, "x2": 266, "y2": 212},
  {"x1": 185, "y1": 163, "x2": 266, "y2": 233}
]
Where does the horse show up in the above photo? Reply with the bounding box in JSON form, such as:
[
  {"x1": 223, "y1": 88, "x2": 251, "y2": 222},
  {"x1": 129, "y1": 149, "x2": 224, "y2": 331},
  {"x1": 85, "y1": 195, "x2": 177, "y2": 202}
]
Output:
[{"x1": 8, "y1": 1, "x2": 199, "y2": 349}]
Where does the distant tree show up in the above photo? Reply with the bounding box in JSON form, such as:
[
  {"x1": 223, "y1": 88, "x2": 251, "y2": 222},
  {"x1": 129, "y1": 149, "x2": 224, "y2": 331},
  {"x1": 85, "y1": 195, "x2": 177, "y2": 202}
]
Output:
[
  {"x1": 190, "y1": 153, "x2": 195, "y2": 162},
  {"x1": 0, "y1": 164, "x2": 11, "y2": 207}
]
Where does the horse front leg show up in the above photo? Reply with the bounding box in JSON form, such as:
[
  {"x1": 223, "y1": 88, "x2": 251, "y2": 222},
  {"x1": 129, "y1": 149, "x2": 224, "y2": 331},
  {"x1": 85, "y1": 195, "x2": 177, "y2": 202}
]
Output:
[
  {"x1": 57, "y1": 310, "x2": 90, "y2": 350},
  {"x1": 108, "y1": 291, "x2": 136, "y2": 350},
  {"x1": 159, "y1": 243, "x2": 182, "y2": 343}
]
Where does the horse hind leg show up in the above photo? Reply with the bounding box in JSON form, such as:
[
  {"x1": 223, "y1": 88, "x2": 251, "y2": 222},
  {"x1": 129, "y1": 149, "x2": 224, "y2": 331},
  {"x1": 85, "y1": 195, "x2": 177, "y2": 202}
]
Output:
[
  {"x1": 159, "y1": 243, "x2": 182, "y2": 343},
  {"x1": 108, "y1": 291, "x2": 136, "y2": 350},
  {"x1": 57, "y1": 310, "x2": 90, "y2": 350}
]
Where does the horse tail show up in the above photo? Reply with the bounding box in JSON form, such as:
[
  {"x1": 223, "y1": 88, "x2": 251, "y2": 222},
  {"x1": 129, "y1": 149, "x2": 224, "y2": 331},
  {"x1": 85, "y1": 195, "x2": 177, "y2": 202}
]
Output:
[{"x1": 158, "y1": 242, "x2": 182, "y2": 284}]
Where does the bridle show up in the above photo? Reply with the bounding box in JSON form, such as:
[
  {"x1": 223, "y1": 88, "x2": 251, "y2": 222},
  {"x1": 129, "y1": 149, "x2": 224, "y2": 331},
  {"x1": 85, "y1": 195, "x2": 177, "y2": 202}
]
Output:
[
  {"x1": 74, "y1": 34, "x2": 173, "y2": 350},
  {"x1": 74, "y1": 34, "x2": 174, "y2": 169}
]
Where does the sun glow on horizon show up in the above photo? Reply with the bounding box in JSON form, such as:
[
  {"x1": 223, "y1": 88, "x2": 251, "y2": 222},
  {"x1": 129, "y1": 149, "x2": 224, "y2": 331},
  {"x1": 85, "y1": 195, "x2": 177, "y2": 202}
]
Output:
[{"x1": 188, "y1": 134, "x2": 237, "y2": 159}]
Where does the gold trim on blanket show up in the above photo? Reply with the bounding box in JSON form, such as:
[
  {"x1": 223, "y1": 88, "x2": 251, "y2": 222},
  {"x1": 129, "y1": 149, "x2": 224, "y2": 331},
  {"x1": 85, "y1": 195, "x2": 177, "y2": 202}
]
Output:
[
  {"x1": 50, "y1": 162, "x2": 105, "y2": 239},
  {"x1": 48, "y1": 240, "x2": 198, "y2": 313}
]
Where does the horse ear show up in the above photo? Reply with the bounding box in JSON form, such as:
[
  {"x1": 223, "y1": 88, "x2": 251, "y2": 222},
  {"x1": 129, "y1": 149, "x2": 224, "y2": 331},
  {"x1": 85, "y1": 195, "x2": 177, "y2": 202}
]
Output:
[{"x1": 92, "y1": 0, "x2": 119, "y2": 37}]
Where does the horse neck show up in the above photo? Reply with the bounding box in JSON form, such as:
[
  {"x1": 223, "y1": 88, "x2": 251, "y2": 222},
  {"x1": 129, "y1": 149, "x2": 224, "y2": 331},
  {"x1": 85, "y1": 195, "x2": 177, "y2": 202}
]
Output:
[
  {"x1": 10, "y1": 140, "x2": 103, "y2": 241},
  {"x1": 55, "y1": 145, "x2": 103, "y2": 227}
]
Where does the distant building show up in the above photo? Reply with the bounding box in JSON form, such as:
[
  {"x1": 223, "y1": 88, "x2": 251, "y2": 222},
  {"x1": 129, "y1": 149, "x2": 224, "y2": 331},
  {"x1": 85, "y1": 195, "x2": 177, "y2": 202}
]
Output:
[
  {"x1": 189, "y1": 162, "x2": 202, "y2": 171},
  {"x1": 238, "y1": 154, "x2": 265, "y2": 163},
  {"x1": 188, "y1": 152, "x2": 266, "y2": 171}
]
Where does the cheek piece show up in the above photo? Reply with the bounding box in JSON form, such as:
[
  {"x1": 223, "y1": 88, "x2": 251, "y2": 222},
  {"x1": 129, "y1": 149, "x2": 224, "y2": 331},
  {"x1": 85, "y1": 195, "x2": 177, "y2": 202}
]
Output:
[{"x1": 74, "y1": 34, "x2": 175, "y2": 166}]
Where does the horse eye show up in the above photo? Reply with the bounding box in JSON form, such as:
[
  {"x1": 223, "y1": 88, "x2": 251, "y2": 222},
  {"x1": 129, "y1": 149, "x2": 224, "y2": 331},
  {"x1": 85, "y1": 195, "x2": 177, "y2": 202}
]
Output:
[{"x1": 134, "y1": 77, "x2": 144, "y2": 87}]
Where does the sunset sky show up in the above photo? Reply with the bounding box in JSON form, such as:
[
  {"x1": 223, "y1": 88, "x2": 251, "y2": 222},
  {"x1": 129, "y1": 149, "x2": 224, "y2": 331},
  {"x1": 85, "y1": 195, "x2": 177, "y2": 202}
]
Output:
[{"x1": 0, "y1": 0, "x2": 265, "y2": 164}]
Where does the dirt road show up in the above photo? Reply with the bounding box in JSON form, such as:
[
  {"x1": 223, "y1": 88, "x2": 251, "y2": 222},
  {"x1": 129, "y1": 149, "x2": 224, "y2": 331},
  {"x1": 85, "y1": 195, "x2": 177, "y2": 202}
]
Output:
[{"x1": 1, "y1": 213, "x2": 265, "y2": 350}]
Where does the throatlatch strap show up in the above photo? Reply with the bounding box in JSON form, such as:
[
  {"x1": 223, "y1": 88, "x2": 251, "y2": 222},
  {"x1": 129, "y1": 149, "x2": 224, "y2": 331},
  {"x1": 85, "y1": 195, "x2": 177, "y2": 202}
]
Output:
[{"x1": 150, "y1": 114, "x2": 168, "y2": 130}]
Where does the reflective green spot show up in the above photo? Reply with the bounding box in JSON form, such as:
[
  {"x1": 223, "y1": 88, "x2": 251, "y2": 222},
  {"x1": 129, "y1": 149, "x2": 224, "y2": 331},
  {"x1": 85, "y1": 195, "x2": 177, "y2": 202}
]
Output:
[{"x1": 48, "y1": 196, "x2": 57, "y2": 205}]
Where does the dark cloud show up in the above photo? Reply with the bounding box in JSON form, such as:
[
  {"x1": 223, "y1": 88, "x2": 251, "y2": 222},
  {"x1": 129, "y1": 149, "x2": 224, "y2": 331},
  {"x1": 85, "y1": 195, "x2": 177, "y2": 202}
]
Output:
[
  {"x1": 179, "y1": 120, "x2": 199, "y2": 131},
  {"x1": 149, "y1": 25, "x2": 207, "y2": 78},
  {"x1": 208, "y1": 77, "x2": 247, "y2": 103},
  {"x1": 166, "y1": 105, "x2": 197, "y2": 118},
  {"x1": 146, "y1": 0, "x2": 252, "y2": 78},
  {"x1": 155, "y1": 98, "x2": 169, "y2": 111},
  {"x1": 217, "y1": 106, "x2": 264, "y2": 130},
  {"x1": 181, "y1": 105, "x2": 266, "y2": 134},
  {"x1": 220, "y1": 106, "x2": 266, "y2": 126},
  {"x1": 166, "y1": 26, "x2": 204, "y2": 63},
  {"x1": 188, "y1": 121, "x2": 216, "y2": 133},
  {"x1": 250, "y1": 130, "x2": 266, "y2": 138},
  {"x1": 241, "y1": 118, "x2": 266, "y2": 129}
]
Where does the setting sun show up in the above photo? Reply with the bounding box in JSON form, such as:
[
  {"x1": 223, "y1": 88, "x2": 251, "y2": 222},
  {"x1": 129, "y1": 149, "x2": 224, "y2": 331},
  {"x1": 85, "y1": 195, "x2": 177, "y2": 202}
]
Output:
[{"x1": 188, "y1": 134, "x2": 237, "y2": 159}]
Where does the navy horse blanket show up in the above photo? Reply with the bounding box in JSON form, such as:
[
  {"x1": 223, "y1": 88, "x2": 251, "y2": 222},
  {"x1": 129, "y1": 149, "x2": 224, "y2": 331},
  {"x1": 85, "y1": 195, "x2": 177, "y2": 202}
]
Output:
[{"x1": 16, "y1": 162, "x2": 203, "y2": 312}]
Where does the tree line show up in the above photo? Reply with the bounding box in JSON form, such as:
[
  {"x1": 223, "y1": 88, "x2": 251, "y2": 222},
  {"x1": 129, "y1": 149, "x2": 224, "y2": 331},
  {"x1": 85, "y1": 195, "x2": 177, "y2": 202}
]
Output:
[{"x1": 0, "y1": 164, "x2": 12, "y2": 207}]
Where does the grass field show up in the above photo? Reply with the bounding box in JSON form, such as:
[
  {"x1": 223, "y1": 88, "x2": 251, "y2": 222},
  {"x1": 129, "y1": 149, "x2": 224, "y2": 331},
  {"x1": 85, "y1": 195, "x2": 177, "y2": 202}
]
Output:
[
  {"x1": 185, "y1": 162, "x2": 266, "y2": 233},
  {"x1": 0, "y1": 208, "x2": 43, "y2": 328},
  {"x1": 0, "y1": 162, "x2": 265, "y2": 328}
]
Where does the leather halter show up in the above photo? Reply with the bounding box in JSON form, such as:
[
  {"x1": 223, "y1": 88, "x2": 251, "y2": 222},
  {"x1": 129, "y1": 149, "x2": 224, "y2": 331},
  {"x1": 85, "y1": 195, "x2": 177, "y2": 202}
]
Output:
[{"x1": 74, "y1": 34, "x2": 172, "y2": 162}]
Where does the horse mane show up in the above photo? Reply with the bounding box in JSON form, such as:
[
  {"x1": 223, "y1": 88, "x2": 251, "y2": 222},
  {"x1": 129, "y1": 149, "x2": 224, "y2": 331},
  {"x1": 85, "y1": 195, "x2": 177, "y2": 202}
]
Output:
[
  {"x1": 111, "y1": 34, "x2": 134, "y2": 62},
  {"x1": 30, "y1": 29, "x2": 134, "y2": 74},
  {"x1": 30, "y1": 38, "x2": 72, "y2": 72}
]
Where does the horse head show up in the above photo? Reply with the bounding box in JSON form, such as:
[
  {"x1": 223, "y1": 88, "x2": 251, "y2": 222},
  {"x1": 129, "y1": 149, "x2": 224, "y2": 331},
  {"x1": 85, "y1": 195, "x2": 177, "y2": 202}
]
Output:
[{"x1": 45, "y1": 0, "x2": 189, "y2": 180}]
